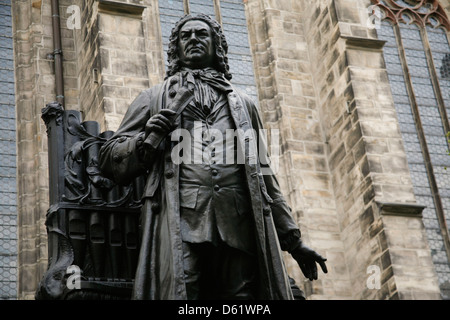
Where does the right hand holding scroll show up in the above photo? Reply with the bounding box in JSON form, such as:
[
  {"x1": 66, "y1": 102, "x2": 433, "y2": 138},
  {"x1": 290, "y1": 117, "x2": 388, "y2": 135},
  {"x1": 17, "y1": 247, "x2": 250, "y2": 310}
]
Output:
[
  {"x1": 143, "y1": 109, "x2": 178, "y2": 150},
  {"x1": 145, "y1": 109, "x2": 177, "y2": 139}
]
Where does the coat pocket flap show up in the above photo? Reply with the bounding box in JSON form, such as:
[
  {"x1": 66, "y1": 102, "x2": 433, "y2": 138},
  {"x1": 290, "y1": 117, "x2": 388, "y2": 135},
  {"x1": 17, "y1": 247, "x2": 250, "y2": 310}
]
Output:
[{"x1": 179, "y1": 185, "x2": 199, "y2": 209}]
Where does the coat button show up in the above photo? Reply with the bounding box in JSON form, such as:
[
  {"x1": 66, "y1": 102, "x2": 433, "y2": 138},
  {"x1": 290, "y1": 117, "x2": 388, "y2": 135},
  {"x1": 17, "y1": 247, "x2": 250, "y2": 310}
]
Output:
[
  {"x1": 165, "y1": 170, "x2": 174, "y2": 179},
  {"x1": 213, "y1": 185, "x2": 220, "y2": 191},
  {"x1": 212, "y1": 169, "x2": 218, "y2": 176},
  {"x1": 151, "y1": 202, "x2": 160, "y2": 212},
  {"x1": 113, "y1": 155, "x2": 122, "y2": 163},
  {"x1": 169, "y1": 89, "x2": 177, "y2": 98},
  {"x1": 239, "y1": 121, "x2": 248, "y2": 128}
]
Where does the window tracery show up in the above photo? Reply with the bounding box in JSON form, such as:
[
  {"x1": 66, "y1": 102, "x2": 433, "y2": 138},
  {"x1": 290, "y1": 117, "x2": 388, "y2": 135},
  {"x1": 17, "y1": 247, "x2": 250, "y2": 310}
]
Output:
[{"x1": 371, "y1": 0, "x2": 450, "y2": 29}]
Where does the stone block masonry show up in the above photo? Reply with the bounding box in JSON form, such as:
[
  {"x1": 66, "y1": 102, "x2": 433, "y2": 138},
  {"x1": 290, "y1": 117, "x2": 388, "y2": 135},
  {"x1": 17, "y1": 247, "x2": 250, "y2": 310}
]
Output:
[{"x1": 245, "y1": 0, "x2": 442, "y2": 299}]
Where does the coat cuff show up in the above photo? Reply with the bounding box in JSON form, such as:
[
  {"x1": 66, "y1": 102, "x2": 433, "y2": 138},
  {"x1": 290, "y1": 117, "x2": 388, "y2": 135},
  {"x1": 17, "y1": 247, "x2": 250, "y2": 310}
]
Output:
[
  {"x1": 279, "y1": 229, "x2": 302, "y2": 252},
  {"x1": 110, "y1": 133, "x2": 148, "y2": 185},
  {"x1": 269, "y1": 198, "x2": 302, "y2": 251}
]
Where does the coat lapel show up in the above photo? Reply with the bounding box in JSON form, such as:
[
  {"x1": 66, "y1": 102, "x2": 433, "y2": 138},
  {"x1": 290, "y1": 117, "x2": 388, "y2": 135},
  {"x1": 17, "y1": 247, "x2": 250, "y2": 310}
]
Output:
[{"x1": 227, "y1": 90, "x2": 274, "y2": 295}]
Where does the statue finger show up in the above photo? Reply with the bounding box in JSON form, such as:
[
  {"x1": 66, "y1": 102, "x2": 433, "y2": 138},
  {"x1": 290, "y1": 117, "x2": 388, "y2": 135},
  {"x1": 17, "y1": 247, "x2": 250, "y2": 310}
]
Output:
[
  {"x1": 159, "y1": 109, "x2": 177, "y2": 120},
  {"x1": 318, "y1": 259, "x2": 328, "y2": 274},
  {"x1": 311, "y1": 252, "x2": 328, "y2": 272},
  {"x1": 158, "y1": 116, "x2": 174, "y2": 128},
  {"x1": 311, "y1": 262, "x2": 318, "y2": 280},
  {"x1": 305, "y1": 262, "x2": 314, "y2": 281},
  {"x1": 155, "y1": 114, "x2": 174, "y2": 127},
  {"x1": 298, "y1": 262, "x2": 309, "y2": 280},
  {"x1": 148, "y1": 120, "x2": 171, "y2": 132},
  {"x1": 302, "y1": 263, "x2": 313, "y2": 281}
]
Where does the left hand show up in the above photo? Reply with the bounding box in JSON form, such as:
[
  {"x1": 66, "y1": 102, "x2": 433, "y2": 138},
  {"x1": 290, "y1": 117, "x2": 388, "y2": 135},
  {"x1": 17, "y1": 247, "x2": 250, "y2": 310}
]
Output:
[{"x1": 290, "y1": 242, "x2": 328, "y2": 281}]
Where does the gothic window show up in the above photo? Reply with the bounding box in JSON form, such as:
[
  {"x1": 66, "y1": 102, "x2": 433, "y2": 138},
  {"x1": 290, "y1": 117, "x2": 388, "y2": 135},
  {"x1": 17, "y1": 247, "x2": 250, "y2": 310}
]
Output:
[
  {"x1": 372, "y1": 0, "x2": 450, "y2": 298},
  {"x1": 158, "y1": 0, "x2": 258, "y2": 103}
]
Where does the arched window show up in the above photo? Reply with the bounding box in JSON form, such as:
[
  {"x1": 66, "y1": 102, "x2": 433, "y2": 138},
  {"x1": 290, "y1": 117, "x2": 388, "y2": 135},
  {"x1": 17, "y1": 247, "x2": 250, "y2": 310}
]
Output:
[
  {"x1": 372, "y1": 0, "x2": 450, "y2": 298},
  {"x1": 158, "y1": 0, "x2": 258, "y2": 103}
]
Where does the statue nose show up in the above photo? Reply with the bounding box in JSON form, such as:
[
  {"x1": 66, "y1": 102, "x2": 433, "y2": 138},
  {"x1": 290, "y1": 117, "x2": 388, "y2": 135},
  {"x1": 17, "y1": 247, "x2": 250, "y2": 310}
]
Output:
[{"x1": 189, "y1": 34, "x2": 199, "y2": 42}]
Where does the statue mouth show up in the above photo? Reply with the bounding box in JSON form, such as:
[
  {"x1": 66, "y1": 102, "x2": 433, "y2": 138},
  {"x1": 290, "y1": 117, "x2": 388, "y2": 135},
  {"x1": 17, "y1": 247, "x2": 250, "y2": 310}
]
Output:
[{"x1": 186, "y1": 45, "x2": 204, "y2": 53}]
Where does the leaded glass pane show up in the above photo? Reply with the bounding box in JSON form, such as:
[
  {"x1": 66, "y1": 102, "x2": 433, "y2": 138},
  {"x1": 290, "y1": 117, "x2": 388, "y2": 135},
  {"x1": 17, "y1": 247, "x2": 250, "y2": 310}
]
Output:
[
  {"x1": 0, "y1": 0, "x2": 16, "y2": 300},
  {"x1": 427, "y1": 26, "x2": 450, "y2": 122},
  {"x1": 189, "y1": 0, "x2": 215, "y2": 17},
  {"x1": 221, "y1": 0, "x2": 258, "y2": 104}
]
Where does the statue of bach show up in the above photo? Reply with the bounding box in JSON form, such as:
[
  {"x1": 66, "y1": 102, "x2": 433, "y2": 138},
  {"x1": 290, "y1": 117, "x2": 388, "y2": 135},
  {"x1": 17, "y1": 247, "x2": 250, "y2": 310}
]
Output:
[{"x1": 99, "y1": 13, "x2": 327, "y2": 300}]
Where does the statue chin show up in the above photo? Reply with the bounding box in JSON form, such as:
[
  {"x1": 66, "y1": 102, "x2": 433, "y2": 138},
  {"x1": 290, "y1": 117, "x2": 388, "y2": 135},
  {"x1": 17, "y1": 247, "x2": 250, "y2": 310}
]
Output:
[
  {"x1": 180, "y1": 55, "x2": 213, "y2": 70},
  {"x1": 182, "y1": 62, "x2": 211, "y2": 70}
]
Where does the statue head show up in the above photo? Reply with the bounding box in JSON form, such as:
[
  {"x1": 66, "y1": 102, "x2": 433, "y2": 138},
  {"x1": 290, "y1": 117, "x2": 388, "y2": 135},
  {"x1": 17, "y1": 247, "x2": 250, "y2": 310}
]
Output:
[{"x1": 166, "y1": 13, "x2": 232, "y2": 80}]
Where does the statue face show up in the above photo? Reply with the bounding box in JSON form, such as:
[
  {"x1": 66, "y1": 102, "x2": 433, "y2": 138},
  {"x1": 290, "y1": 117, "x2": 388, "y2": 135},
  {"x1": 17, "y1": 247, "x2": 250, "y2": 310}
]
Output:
[{"x1": 178, "y1": 20, "x2": 215, "y2": 70}]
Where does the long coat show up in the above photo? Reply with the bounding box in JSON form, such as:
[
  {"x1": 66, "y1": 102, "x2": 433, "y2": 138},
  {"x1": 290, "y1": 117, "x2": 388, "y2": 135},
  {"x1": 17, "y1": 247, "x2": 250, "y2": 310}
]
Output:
[{"x1": 98, "y1": 72, "x2": 302, "y2": 300}]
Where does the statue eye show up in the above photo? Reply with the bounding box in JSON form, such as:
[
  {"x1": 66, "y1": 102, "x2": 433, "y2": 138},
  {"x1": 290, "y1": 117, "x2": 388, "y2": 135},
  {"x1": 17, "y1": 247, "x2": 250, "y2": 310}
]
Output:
[
  {"x1": 197, "y1": 30, "x2": 208, "y2": 38},
  {"x1": 180, "y1": 32, "x2": 190, "y2": 40}
]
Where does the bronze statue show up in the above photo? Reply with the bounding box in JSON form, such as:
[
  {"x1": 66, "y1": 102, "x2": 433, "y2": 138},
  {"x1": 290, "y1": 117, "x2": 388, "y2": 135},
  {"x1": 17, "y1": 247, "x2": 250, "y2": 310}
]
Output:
[{"x1": 98, "y1": 13, "x2": 327, "y2": 300}]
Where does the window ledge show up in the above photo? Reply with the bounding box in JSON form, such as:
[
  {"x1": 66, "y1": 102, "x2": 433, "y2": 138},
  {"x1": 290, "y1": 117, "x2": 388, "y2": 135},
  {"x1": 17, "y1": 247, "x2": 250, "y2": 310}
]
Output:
[
  {"x1": 341, "y1": 35, "x2": 387, "y2": 50},
  {"x1": 376, "y1": 201, "x2": 426, "y2": 217}
]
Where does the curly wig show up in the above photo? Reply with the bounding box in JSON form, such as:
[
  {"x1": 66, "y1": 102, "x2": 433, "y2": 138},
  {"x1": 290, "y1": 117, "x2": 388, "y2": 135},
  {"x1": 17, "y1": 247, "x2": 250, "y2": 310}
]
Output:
[{"x1": 165, "y1": 13, "x2": 232, "y2": 80}]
